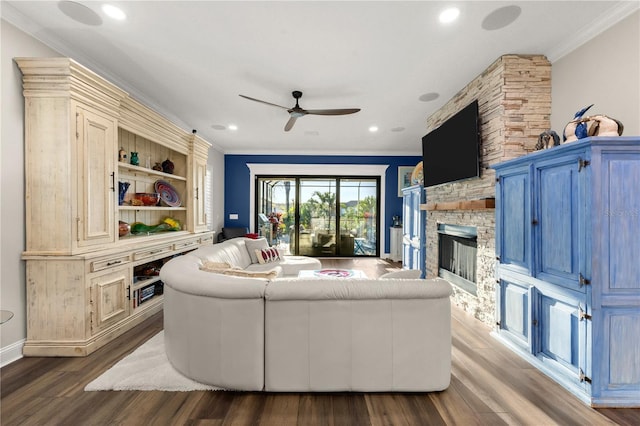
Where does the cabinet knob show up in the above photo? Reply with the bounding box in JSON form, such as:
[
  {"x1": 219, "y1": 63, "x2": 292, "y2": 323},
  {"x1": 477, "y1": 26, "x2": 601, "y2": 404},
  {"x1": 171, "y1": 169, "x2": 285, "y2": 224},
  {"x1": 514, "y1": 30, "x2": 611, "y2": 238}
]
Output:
[{"x1": 532, "y1": 219, "x2": 538, "y2": 225}]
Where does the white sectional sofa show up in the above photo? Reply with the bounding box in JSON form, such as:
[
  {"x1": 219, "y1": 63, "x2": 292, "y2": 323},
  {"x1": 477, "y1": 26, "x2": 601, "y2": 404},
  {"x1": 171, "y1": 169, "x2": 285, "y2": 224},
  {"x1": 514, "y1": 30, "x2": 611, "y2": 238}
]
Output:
[{"x1": 160, "y1": 237, "x2": 453, "y2": 392}]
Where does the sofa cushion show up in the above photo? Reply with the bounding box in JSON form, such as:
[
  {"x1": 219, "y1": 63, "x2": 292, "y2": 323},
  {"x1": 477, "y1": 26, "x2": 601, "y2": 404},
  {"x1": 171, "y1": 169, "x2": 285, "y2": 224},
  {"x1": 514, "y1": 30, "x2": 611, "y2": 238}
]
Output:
[
  {"x1": 192, "y1": 238, "x2": 253, "y2": 269},
  {"x1": 245, "y1": 238, "x2": 269, "y2": 264},
  {"x1": 255, "y1": 247, "x2": 280, "y2": 264}
]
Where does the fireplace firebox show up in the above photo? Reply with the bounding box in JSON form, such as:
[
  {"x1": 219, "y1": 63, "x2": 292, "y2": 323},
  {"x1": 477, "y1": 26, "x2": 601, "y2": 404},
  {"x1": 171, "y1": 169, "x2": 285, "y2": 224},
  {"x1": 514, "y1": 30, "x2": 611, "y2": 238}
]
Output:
[{"x1": 437, "y1": 224, "x2": 477, "y2": 295}]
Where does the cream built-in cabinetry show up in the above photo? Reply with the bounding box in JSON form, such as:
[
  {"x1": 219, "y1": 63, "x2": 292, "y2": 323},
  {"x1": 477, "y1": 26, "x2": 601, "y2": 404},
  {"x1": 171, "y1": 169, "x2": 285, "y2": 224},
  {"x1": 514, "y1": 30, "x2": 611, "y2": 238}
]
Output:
[{"x1": 17, "y1": 57, "x2": 213, "y2": 356}]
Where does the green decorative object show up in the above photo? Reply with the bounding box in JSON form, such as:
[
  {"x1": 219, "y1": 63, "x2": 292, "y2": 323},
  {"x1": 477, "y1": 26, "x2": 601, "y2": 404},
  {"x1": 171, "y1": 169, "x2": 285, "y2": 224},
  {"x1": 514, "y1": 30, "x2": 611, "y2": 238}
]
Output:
[
  {"x1": 130, "y1": 151, "x2": 139, "y2": 166},
  {"x1": 130, "y1": 217, "x2": 181, "y2": 235}
]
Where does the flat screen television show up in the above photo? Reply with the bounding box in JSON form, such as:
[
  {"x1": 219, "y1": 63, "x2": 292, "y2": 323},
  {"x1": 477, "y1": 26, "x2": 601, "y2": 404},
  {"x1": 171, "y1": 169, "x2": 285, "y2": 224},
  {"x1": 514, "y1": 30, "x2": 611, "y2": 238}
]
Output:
[{"x1": 421, "y1": 100, "x2": 480, "y2": 187}]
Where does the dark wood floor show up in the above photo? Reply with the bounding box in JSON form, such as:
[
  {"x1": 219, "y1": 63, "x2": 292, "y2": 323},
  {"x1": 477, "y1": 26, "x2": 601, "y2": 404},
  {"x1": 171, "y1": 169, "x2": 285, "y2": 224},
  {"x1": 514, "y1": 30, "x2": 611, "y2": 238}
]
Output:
[{"x1": 2, "y1": 258, "x2": 639, "y2": 425}]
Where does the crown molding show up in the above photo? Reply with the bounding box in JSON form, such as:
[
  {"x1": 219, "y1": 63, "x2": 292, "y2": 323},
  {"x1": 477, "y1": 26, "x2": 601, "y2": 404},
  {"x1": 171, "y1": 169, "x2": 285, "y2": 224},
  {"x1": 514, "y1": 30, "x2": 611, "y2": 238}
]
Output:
[{"x1": 546, "y1": 1, "x2": 640, "y2": 63}]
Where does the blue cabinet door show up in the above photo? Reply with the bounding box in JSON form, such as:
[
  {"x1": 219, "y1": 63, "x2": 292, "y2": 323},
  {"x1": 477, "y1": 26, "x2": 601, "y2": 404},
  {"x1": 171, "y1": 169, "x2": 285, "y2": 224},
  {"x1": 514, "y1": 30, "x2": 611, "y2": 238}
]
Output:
[
  {"x1": 497, "y1": 277, "x2": 532, "y2": 351},
  {"x1": 496, "y1": 165, "x2": 532, "y2": 274},
  {"x1": 534, "y1": 152, "x2": 587, "y2": 292},
  {"x1": 401, "y1": 185, "x2": 426, "y2": 276},
  {"x1": 594, "y1": 151, "x2": 640, "y2": 296},
  {"x1": 593, "y1": 309, "x2": 640, "y2": 401},
  {"x1": 534, "y1": 285, "x2": 588, "y2": 393}
]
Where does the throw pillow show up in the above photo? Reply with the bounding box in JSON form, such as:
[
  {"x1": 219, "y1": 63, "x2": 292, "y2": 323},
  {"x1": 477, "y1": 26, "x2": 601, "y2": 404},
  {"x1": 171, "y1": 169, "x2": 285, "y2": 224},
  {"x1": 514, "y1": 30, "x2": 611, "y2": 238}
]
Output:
[
  {"x1": 244, "y1": 238, "x2": 269, "y2": 264},
  {"x1": 255, "y1": 247, "x2": 280, "y2": 264}
]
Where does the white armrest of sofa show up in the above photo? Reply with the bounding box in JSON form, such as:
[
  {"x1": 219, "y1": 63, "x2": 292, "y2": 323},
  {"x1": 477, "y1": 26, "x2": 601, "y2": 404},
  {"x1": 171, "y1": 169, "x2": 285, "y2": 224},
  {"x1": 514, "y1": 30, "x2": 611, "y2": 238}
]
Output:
[{"x1": 160, "y1": 254, "x2": 268, "y2": 391}]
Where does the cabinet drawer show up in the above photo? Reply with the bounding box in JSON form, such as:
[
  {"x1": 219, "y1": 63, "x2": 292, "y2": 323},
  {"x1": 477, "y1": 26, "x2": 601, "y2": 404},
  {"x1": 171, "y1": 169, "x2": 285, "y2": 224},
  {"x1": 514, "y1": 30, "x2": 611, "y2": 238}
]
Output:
[
  {"x1": 91, "y1": 254, "x2": 131, "y2": 272},
  {"x1": 199, "y1": 234, "x2": 214, "y2": 245},
  {"x1": 174, "y1": 238, "x2": 200, "y2": 251},
  {"x1": 133, "y1": 244, "x2": 173, "y2": 261}
]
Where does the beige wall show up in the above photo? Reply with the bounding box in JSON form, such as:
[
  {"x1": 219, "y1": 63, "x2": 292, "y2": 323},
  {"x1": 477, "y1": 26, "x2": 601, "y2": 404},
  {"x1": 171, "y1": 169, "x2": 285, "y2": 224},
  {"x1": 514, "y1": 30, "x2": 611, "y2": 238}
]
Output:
[
  {"x1": 551, "y1": 10, "x2": 640, "y2": 137},
  {"x1": 1, "y1": 20, "x2": 60, "y2": 362}
]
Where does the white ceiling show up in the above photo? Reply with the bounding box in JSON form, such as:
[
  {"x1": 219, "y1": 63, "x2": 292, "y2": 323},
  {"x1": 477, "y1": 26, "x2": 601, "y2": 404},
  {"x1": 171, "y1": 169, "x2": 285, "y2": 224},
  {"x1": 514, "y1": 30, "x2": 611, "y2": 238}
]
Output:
[{"x1": 3, "y1": 1, "x2": 638, "y2": 155}]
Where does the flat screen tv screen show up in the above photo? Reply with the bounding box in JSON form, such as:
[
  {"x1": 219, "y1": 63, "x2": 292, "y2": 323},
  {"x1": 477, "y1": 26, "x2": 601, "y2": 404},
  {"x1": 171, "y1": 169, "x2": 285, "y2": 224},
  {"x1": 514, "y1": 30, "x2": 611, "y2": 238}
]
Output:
[{"x1": 422, "y1": 100, "x2": 480, "y2": 187}]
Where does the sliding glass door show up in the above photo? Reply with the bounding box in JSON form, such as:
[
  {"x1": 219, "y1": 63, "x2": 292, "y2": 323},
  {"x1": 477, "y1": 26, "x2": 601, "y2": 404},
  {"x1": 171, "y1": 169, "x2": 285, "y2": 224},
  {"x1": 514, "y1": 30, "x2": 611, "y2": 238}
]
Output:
[
  {"x1": 256, "y1": 176, "x2": 379, "y2": 257},
  {"x1": 338, "y1": 179, "x2": 378, "y2": 256},
  {"x1": 256, "y1": 178, "x2": 295, "y2": 248}
]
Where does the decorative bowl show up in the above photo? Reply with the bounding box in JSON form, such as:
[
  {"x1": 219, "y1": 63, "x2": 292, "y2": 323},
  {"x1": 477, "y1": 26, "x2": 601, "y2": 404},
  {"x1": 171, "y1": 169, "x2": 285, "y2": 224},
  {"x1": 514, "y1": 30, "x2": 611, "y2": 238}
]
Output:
[
  {"x1": 118, "y1": 220, "x2": 130, "y2": 237},
  {"x1": 132, "y1": 192, "x2": 160, "y2": 206}
]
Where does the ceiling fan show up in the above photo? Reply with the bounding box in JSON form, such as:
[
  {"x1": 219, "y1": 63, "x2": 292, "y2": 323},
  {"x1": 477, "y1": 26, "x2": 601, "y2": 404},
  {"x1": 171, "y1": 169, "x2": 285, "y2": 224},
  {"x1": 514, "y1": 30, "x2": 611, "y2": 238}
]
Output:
[{"x1": 239, "y1": 90, "x2": 361, "y2": 132}]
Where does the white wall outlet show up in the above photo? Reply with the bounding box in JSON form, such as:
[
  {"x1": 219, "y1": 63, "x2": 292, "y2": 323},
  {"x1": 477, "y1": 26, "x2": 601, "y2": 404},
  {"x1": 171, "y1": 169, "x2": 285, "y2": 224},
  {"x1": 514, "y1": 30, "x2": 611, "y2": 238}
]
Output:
[{"x1": 229, "y1": 213, "x2": 239, "y2": 220}]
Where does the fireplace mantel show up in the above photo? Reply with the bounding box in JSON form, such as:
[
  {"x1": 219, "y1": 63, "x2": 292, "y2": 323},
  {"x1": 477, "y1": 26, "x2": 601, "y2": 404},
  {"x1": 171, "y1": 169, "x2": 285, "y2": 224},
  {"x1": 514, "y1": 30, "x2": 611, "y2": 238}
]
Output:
[{"x1": 421, "y1": 198, "x2": 495, "y2": 211}]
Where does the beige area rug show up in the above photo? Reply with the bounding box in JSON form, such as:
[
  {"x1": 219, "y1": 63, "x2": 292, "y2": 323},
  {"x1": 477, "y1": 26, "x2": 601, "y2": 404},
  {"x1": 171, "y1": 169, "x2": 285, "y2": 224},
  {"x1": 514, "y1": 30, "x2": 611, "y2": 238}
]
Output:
[{"x1": 84, "y1": 331, "x2": 222, "y2": 391}]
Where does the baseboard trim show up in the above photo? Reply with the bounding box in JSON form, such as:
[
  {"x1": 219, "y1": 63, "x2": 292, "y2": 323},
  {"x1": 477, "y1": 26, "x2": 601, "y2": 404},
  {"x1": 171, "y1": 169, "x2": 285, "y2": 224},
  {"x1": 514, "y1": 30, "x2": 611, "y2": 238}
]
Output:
[{"x1": 1, "y1": 338, "x2": 25, "y2": 368}]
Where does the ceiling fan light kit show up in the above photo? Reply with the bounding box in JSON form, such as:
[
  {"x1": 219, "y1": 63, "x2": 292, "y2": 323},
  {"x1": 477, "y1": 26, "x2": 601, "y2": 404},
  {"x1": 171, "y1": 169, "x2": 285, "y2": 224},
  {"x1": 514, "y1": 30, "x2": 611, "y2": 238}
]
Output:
[{"x1": 240, "y1": 91, "x2": 360, "y2": 132}]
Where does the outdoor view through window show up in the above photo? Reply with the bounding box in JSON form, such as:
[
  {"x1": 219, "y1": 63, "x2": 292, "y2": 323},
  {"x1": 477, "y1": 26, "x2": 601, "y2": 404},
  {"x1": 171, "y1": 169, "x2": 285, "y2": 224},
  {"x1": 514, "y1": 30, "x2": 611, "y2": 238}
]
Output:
[{"x1": 257, "y1": 177, "x2": 379, "y2": 257}]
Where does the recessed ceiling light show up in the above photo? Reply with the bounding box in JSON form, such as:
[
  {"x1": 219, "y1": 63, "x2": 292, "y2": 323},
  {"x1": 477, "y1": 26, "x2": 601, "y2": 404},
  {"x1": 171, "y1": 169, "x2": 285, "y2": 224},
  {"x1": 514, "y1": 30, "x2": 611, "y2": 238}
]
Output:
[
  {"x1": 102, "y1": 4, "x2": 126, "y2": 21},
  {"x1": 228, "y1": 124, "x2": 238, "y2": 131},
  {"x1": 419, "y1": 92, "x2": 440, "y2": 102},
  {"x1": 439, "y1": 7, "x2": 460, "y2": 24},
  {"x1": 482, "y1": 5, "x2": 521, "y2": 31},
  {"x1": 369, "y1": 126, "x2": 379, "y2": 133},
  {"x1": 58, "y1": 1, "x2": 103, "y2": 26}
]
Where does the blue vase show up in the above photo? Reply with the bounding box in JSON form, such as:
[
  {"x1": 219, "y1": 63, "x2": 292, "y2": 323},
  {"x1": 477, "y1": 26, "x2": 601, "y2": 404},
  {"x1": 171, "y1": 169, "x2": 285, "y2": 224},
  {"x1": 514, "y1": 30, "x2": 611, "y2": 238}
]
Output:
[{"x1": 118, "y1": 181, "x2": 130, "y2": 205}]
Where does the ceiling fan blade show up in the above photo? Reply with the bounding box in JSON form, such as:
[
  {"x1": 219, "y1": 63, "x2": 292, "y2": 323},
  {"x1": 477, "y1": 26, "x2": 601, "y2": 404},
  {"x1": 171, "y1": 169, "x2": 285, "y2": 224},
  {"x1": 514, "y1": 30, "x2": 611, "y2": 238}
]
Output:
[
  {"x1": 239, "y1": 94, "x2": 289, "y2": 110},
  {"x1": 305, "y1": 108, "x2": 361, "y2": 116},
  {"x1": 284, "y1": 116, "x2": 297, "y2": 132}
]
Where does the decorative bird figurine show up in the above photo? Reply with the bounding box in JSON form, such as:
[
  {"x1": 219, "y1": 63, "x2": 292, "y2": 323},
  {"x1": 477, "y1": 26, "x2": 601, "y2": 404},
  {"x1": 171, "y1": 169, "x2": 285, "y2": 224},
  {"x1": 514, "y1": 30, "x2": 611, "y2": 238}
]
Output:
[
  {"x1": 573, "y1": 104, "x2": 594, "y2": 119},
  {"x1": 564, "y1": 104, "x2": 594, "y2": 141},
  {"x1": 573, "y1": 104, "x2": 594, "y2": 140}
]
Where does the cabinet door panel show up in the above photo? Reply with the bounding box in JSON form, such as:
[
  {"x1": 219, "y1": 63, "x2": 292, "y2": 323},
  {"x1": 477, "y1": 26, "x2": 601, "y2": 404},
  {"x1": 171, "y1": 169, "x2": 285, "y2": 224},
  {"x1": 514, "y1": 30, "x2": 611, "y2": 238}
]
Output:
[
  {"x1": 91, "y1": 269, "x2": 130, "y2": 333},
  {"x1": 76, "y1": 106, "x2": 116, "y2": 248},
  {"x1": 536, "y1": 157, "x2": 584, "y2": 291},
  {"x1": 598, "y1": 154, "x2": 640, "y2": 292},
  {"x1": 401, "y1": 186, "x2": 425, "y2": 275},
  {"x1": 498, "y1": 279, "x2": 530, "y2": 349},
  {"x1": 193, "y1": 159, "x2": 208, "y2": 231},
  {"x1": 536, "y1": 290, "x2": 586, "y2": 384},
  {"x1": 595, "y1": 309, "x2": 640, "y2": 399},
  {"x1": 497, "y1": 169, "x2": 531, "y2": 273}
]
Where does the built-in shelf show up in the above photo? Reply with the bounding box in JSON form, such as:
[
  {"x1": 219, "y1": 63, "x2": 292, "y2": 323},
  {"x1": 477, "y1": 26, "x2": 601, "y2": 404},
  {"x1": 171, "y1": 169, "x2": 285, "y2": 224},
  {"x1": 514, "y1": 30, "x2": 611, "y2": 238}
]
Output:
[
  {"x1": 119, "y1": 205, "x2": 187, "y2": 211},
  {"x1": 421, "y1": 198, "x2": 495, "y2": 211},
  {"x1": 118, "y1": 163, "x2": 187, "y2": 181}
]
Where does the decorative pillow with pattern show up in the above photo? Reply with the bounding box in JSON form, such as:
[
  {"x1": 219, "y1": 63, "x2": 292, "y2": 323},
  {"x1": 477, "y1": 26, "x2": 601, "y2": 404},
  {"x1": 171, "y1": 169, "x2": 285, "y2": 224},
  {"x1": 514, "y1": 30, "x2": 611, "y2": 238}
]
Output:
[
  {"x1": 245, "y1": 237, "x2": 269, "y2": 263},
  {"x1": 255, "y1": 247, "x2": 281, "y2": 264}
]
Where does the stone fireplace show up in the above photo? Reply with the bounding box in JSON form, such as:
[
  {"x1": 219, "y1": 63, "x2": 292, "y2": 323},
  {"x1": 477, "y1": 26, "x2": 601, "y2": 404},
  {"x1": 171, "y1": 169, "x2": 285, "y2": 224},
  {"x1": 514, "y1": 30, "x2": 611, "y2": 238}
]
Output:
[{"x1": 424, "y1": 55, "x2": 551, "y2": 326}]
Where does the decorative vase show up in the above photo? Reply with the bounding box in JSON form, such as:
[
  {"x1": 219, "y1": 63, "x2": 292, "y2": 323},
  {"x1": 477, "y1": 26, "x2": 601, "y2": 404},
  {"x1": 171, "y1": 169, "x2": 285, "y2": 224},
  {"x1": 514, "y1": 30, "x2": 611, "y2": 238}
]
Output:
[
  {"x1": 130, "y1": 217, "x2": 181, "y2": 235},
  {"x1": 130, "y1": 152, "x2": 139, "y2": 166},
  {"x1": 162, "y1": 158, "x2": 174, "y2": 174},
  {"x1": 118, "y1": 147, "x2": 127, "y2": 162},
  {"x1": 118, "y1": 181, "x2": 130, "y2": 206},
  {"x1": 152, "y1": 162, "x2": 162, "y2": 171},
  {"x1": 118, "y1": 220, "x2": 130, "y2": 237}
]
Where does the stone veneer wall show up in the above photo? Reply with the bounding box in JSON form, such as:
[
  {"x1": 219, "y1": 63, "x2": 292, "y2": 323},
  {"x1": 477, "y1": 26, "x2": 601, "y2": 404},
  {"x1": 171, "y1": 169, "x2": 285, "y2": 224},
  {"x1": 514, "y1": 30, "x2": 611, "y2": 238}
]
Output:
[{"x1": 425, "y1": 54, "x2": 551, "y2": 326}]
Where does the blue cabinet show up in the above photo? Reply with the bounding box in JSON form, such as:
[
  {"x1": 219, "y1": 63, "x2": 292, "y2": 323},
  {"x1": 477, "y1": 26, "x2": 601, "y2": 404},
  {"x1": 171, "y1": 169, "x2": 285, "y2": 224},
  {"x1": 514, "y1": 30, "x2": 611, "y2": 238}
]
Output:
[
  {"x1": 401, "y1": 184, "x2": 426, "y2": 277},
  {"x1": 493, "y1": 137, "x2": 640, "y2": 407}
]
